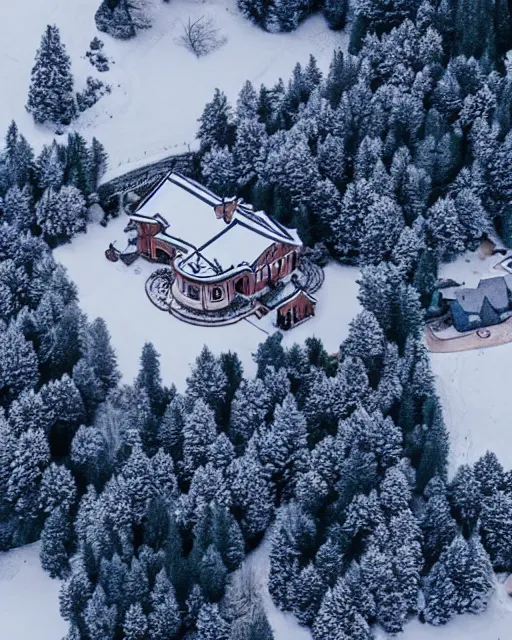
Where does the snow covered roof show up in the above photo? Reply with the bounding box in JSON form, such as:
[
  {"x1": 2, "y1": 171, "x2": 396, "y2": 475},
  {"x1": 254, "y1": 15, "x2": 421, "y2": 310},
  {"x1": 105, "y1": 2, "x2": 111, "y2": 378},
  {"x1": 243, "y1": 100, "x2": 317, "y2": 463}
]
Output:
[
  {"x1": 131, "y1": 171, "x2": 302, "y2": 278},
  {"x1": 179, "y1": 220, "x2": 277, "y2": 278},
  {"x1": 260, "y1": 281, "x2": 317, "y2": 310}
]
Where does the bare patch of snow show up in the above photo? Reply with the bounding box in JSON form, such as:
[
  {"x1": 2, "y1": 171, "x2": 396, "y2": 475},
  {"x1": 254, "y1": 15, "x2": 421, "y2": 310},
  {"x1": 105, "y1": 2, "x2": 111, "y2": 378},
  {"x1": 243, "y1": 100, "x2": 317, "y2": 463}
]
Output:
[
  {"x1": 54, "y1": 215, "x2": 360, "y2": 391},
  {"x1": 244, "y1": 538, "x2": 313, "y2": 640},
  {"x1": 0, "y1": 542, "x2": 68, "y2": 640}
]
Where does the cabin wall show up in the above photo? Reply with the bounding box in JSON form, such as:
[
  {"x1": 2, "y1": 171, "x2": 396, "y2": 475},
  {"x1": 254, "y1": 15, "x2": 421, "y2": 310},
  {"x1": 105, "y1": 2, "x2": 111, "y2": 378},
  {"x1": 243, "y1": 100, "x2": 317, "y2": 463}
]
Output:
[
  {"x1": 253, "y1": 243, "x2": 301, "y2": 291},
  {"x1": 137, "y1": 221, "x2": 161, "y2": 256},
  {"x1": 277, "y1": 292, "x2": 315, "y2": 329}
]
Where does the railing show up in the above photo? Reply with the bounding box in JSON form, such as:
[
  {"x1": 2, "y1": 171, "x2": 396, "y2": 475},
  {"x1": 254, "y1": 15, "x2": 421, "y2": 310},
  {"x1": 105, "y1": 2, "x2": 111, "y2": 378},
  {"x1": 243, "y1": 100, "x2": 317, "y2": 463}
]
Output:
[{"x1": 97, "y1": 148, "x2": 196, "y2": 205}]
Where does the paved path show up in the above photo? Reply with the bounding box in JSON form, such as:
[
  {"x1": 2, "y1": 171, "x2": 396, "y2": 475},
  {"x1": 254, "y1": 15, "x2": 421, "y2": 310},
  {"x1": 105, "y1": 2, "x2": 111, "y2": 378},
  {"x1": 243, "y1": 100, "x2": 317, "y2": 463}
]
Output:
[{"x1": 425, "y1": 316, "x2": 512, "y2": 353}]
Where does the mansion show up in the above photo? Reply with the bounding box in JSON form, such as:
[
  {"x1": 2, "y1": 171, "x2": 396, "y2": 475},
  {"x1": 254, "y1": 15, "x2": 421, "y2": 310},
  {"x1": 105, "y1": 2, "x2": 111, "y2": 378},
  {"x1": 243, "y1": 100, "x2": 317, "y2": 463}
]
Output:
[{"x1": 107, "y1": 172, "x2": 321, "y2": 328}]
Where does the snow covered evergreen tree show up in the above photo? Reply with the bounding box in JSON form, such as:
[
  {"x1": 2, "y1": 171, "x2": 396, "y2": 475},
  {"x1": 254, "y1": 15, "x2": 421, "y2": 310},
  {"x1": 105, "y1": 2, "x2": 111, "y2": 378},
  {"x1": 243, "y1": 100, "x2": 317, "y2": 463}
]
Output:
[
  {"x1": 198, "y1": 90, "x2": 234, "y2": 150},
  {"x1": 26, "y1": 25, "x2": 76, "y2": 126},
  {"x1": 95, "y1": 0, "x2": 151, "y2": 39},
  {"x1": 186, "y1": 345, "x2": 227, "y2": 415},
  {"x1": 148, "y1": 569, "x2": 181, "y2": 639},
  {"x1": 182, "y1": 399, "x2": 217, "y2": 480}
]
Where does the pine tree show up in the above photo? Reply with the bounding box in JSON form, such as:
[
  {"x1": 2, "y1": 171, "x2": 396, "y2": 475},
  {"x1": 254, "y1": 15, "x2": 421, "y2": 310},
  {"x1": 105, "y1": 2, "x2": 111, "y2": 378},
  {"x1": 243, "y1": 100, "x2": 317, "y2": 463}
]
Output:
[
  {"x1": 317, "y1": 134, "x2": 345, "y2": 188},
  {"x1": 158, "y1": 394, "x2": 186, "y2": 461},
  {"x1": 232, "y1": 117, "x2": 267, "y2": 188},
  {"x1": 84, "y1": 318, "x2": 120, "y2": 393},
  {"x1": 449, "y1": 464, "x2": 482, "y2": 534},
  {"x1": 124, "y1": 603, "x2": 148, "y2": 640},
  {"x1": 196, "y1": 603, "x2": 230, "y2": 640},
  {"x1": 40, "y1": 506, "x2": 71, "y2": 578},
  {"x1": 228, "y1": 455, "x2": 274, "y2": 540},
  {"x1": 417, "y1": 397, "x2": 449, "y2": 492},
  {"x1": 4, "y1": 185, "x2": 34, "y2": 231},
  {"x1": 291, "y1": 562, "x2": 326, "y2": 625},
  {"x1": 71, "y1": 424, "x2": 108, "y2": 486},
  {"x1": 479, "y1": 490, "x2": 512, "y2": 571},
  {"x1": 474, "y1": 451, "x2": 504, "y2": 496},
  {"x1": 26, "y1": 25, "x2": 76, "y2": 125},
  {"x1": 84, "y1": 584, "x2": 117, "y2": 640},
  {"x1": 90, "y1": 137, "x2": 108, "y2": 189},
  {"x1": 323, "y1": 0, "x2": 348, "y2": 29},
  {"x1": 342, "y1": 310, "x2": 386, "y2": 378},
  {"x1": 182, "y1": 399, "x2": 217, "y2": 479},
  {"x1": 120, "y1": 445, "x2": 154, "y2": 524},
  {"x1": 36, "y1": 186, "x2": 86, "y2": 244},
  {"x1": 186, "y1": 346, "x2": 227, "y2": 414},
  {"x1": 8, "y1": 389, "x2": 51, "y2": 437},
  {"x1": 229, "y1": 378, "x2": 269, "y2": 449},
  {"x1": 258, "y1": 394, "x2": 307, "y2": 499},
  {"x1": 148, "y1": 569, "x2": 181, "y2": 639},
  {"x1": 37, "y1": 141, "x2": 65, "y2": 191},
  {"x1": 236, "y1": 80, "x2": 259, "y2": 123},
  {"x1": 59, "y1": 556, "x2": 93, "y2": 636},
  {"x1": 40, "y1": 463, "x2": 76, "y2": 514},
  {"x1": 253, "y1": 333, "x2": 286, "y2": 378},
  {"x1": 65, "y1": 132, "x2": 92, "y2": 195},
  {"x1": 199, "y1": 545, "x2": 228, "y2": 601},
  {"x1": 40, "y1": 374, "x2": 85, "y2": 457},
  {"x1": 98, "y1": 552, "x2": 128, "y2": 607},
  {"x1": 312, "y1": 576, "x2": 372, "y2": 640},
  {"x1": 198, "y1": 89, "x2": 234, "y2": 150},
  {"x1": 379, "y1": 465, "x2": 411, "y2": 516},
  {"x1": 95, "y1": 0, "x2": 151, "y2": 39},
  {"x1": 73, "y1": 358, "x2": 105, "y2": 421},
  {"x1": 201, "y1": 147, "x2": 237, "y2": 196},
  {"x1": 136, "y1": 342, "x2": 169, "y2": 417},
  {"x1": 360, "y1": 195, "x2": 405, "y2": 264},
  {"x1": 421, "y1": 478, "x2": 458, "y2": 564},
  {"x1": 0, "y1": 323, "x2": 39, "y2": 403}
]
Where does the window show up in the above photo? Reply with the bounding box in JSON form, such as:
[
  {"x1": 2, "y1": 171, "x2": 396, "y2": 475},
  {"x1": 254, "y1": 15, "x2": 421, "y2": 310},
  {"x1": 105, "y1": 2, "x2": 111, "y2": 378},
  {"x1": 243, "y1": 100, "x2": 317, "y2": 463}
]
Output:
[
  {"x1": 187, "y1": 284, "x2": 200, "y2": 300},
  {"x1": 211, "y1": 286, "x2": 223, "y2": 301}
]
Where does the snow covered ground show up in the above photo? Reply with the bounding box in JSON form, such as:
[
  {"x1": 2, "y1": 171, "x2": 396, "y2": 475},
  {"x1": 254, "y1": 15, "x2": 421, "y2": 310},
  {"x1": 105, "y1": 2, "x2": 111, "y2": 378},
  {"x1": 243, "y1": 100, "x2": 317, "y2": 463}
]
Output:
[
  {"x1": 398, "y1": 581, "x2": 512, "y2": 640},
  {"x1": 54, "y1": 213, "x2": 361, "y2": 391},
  {"x1": 245, "y1": 539, "x2": 313, "y2": 640},
  {"x1": 0, "y1": 0, "x2": 347, "y2": 170},
  {"x1": 0, "y1": 543, "x2": 67, "y2": 640},
  {"x1": 429, "y1": 248, "x2": 512, "y2": 476}
]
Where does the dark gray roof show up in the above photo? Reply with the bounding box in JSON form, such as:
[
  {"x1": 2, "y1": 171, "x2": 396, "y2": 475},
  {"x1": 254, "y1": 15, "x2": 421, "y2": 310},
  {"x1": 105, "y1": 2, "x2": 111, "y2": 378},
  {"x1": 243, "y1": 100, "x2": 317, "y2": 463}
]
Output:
[
  {"x1": 504, "y1": 274, "x2": 512, "y2": 294},
  {"x1": 454, "y1": 288, "x2": 486, "y2": 314},
  {"x1": 477, "y1": 277, "x2": 509, "y2": 311},
  {"x1": 453, "y1": 276, "x2": 511, "y2": 315}
]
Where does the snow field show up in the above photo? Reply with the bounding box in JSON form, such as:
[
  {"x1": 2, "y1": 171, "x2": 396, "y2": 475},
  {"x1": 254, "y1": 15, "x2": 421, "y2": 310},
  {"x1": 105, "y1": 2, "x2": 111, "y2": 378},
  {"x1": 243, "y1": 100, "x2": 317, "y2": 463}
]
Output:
[
  {"x1": 0, "y1": 0, "x2": 347, "y2": 169},
  {"x1": 428, "y1": 248, "x2": 512, "y2": 475},
  {"x1": 0, "y1": 542, "x2": 67, "y2": 640}
]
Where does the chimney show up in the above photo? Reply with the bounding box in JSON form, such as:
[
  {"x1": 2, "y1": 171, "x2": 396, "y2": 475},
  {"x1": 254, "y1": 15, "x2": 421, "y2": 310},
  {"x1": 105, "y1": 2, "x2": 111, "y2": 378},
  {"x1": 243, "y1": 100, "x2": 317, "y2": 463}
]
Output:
[{"x1": 214, "y1": 197, "x2": 240, "y2": 224}]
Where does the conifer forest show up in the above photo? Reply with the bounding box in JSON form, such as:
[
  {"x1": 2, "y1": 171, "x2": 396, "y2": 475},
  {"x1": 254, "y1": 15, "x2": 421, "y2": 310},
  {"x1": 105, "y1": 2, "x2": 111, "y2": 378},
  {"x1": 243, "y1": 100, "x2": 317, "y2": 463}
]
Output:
[{"x1": 3, "y1": 0, "x2": 512, "y2": 638}]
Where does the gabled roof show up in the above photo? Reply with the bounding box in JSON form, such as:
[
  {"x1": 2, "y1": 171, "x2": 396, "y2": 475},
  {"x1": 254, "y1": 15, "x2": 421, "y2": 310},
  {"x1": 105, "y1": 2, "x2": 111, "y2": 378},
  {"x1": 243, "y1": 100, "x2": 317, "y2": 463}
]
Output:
[
  {"x1": 130, "y1": 171, "x2": 302, "y2": 279},
  {"x1": 453, "y1": 276, "x2": 511, "y2": 315},
  {"x1": 477, "y1": 277, "x2": 509, "y2": 311},
  {"x1": 454, "y1": 288, "x2": 485, "y2": 314},
  {"x1": 131, "y1": 171, "x2": 301, "y2": 256}
]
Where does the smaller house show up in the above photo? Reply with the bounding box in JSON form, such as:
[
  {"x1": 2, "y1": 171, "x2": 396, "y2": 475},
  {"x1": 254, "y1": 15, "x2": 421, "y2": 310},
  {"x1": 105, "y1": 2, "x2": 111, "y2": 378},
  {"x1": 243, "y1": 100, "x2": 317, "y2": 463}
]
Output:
[{"x1": 449, "y1": 275, "x2": 512, "y2": 332}]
